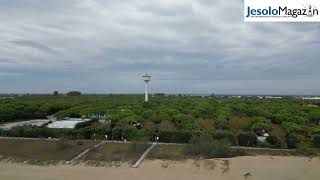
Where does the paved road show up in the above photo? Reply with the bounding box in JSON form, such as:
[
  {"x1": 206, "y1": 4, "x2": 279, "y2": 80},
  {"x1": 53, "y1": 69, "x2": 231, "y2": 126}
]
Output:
[
  {"x1": 68, "y1": 141, "x2": 106, "y2": 164},
  {"x1": 132, "y1": 143, "x2": 157, "y2": 168}
]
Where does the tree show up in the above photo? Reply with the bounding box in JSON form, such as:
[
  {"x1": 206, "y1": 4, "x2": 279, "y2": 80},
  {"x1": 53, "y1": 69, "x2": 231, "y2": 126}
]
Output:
[
  {"x1": 197, "y1": 118, "x2": 214, "y2": 131},
  {"x1": 173, "y1": 114, "x2": 197, "y2": 130},
  {"x1": 0, "y1": 107, "x2": 15, "y2": 121},
  {"x1": 309, "y1": 110, "x2": 320, "y2": 125},
  {"x1": 191, "y1": 102, "x2": 214, "y2": 118},
  {"x1": 281, "y1": 122, "x2": 303, "y2": 134},
  {"x1": 229, "y1": 114, "x2": 252, "y2": 131},
  {"x1": 237, "y1": 132, "x2": 258, "y2": 147},
  {"x1": 271, "y1": 125, "x2": 286, "y2": 143},
  {"x1": 214, "y1": 115, "x2": 229, "y2": 130},
  {"x1": 273, "y1": 113, "x2": 306, "y2": 125},
  {"x1": 154, "y1": 93, "x2": 165, "y2": 97},
  {"x1": 66, "y1": 91, "x2": 81, "y2": 96},
  {"x1": 79, "y1": 107, "x2": 106, "y2": 116},
  {"x1": 251, "y1": 117, "x2": 272, "y2": 134}
]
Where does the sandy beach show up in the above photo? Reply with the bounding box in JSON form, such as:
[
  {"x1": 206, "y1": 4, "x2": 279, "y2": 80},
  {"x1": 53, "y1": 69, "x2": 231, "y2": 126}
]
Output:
[{"x1": 0, "y1": 156, "x2": 320, "y2": 180}]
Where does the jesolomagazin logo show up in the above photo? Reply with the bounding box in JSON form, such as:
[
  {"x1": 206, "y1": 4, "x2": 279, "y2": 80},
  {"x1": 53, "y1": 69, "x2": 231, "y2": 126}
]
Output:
[{"x1": 244, "y1": 0, "x2": 320, "y2": 22}]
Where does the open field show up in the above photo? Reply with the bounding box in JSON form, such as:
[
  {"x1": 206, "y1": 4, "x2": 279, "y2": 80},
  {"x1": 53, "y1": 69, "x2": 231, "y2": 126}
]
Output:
[
  {"x1": 0, "y1": 139, "x2": 98, "y2": 164},
  {"x1": 80, "y1": 142, "x2": 150, "y2": 165},
  {"x1": 1, "y1": 138, "x2": 319, "y2": 164},
  {"x1": 149, "y1": 143, "x2": 320, "y2": 159},
  {"x1": 1, "y1": 156, "x2": 320, "y2": 180},
  {"x1": 147, "y1": 144, "x2": 191, "y2": 160}
]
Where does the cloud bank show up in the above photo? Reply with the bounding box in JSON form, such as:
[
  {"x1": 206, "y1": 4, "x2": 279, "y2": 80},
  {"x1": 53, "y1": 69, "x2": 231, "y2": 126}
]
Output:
[{"x1": 0, "y1": 0, "x2": 320, "y2": 94}]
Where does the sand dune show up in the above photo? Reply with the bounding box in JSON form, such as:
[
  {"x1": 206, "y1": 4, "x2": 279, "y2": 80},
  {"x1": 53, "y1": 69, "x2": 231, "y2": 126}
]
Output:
[{"x1": 0, "y1": 156, "x2": 320, "y2": 180}]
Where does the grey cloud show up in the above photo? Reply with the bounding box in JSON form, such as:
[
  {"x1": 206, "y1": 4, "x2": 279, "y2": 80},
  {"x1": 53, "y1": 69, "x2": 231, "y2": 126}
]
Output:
[
  {"x1": 10, "y1": 40, "x2": 58, "y2": 54},
  {"x1": 0, "y1": 0, "x2": 319, "y2": 94}
]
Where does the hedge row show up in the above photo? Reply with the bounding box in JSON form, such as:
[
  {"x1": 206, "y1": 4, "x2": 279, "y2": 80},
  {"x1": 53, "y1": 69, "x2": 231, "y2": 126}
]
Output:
[
  {"x1": 1, "y1": 126, "x2": 237, "y2": 145},
  {"x1": 2, "y1": 126, "x2": 320, "y2": 149}
]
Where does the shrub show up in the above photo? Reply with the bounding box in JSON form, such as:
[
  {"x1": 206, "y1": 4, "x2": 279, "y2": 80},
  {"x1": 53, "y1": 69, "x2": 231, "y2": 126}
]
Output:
[
  {"x1": 74, "y1": 120, "x2": 97, "y2": 129},
  {"x1": 286, "y1": 134, "x2": 300, "y2": 149},
  {"x1": 212, "y1": 130, "x2": 237, "y2": 145},
  {"x1": 237, "y1": 132, "x2": 258, "y2": 147},
  {"x1": 7, "y1": 126, "x2": 87, "y2": 139},
  {"x1": 0, "y1": 129, "x2": 5, "y2": 136},
  {"x1": 132, "y1": 130, "x2": 151, "y2": 141},
  {"x1": 111, "y1": 126, "x2": 138, "y2": 141},
  {"x1": 186, "y1": 134, "x2": 242, "y2": 158},
  {"x1": 297, "y1": 140, "x2": 314, "y2": 149},
  {"x1": 266, "y1": 135, "x2": 281, "y2": 148},
  {"x1": 157, "y1": 131, "x2": 193, "y2": 143},
  {"x1": 257, "y1": 141, "x2": 270, "y2": 148},
  {"x1": 152, "y1": 130, "x2": 237, "y2": 144},
  {"x1": 312, "y1": 134, "x2": 320, "y2": 148},
  {"x1": 271, "y1": 126, "x2": 286, "y2": 143}
]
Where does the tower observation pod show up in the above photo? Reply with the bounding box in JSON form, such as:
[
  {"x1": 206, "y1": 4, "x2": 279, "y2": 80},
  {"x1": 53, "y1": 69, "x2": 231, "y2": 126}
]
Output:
[{"x1": 142, "y1": 73, "x2": 151, "y2": 102}]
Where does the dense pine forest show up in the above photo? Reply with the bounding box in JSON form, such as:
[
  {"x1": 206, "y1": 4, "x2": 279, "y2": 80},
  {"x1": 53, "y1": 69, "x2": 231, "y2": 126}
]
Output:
[{"x1": 1, "y1": 95, "x2": 320, "y2": 149}]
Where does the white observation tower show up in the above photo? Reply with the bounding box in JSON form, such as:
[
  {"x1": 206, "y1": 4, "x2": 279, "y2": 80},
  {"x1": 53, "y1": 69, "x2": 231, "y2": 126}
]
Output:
[{"x1": 142, "y1": 73, "x2": 151, "y2": 102}]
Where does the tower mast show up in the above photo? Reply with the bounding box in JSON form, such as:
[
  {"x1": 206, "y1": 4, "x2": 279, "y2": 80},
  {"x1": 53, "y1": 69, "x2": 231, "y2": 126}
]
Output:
[{"x1": 142, "y1": 73, "x2": 151, "y2": 102}]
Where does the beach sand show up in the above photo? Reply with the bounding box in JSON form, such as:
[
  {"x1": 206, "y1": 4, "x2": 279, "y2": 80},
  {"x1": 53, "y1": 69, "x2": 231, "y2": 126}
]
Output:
[{"x1": 0, "y1": 156, "x2": 319, "y2": 180}]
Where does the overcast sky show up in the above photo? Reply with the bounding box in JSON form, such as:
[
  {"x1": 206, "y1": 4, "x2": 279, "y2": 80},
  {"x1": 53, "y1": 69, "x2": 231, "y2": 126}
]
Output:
[{"x1": 0, "y1": 0, "x2": 320, "y2": 95}]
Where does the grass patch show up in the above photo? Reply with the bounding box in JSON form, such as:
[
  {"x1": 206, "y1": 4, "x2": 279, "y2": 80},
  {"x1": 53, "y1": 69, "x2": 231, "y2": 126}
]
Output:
[
  {"x1": 81, "y1": 142, "x2": 150, "y2": 164},
  {"x1": 147, "y1": 144, "x2": 192, "y2": 160},
  {"x1": 0, "y1": 139, "x2": 98, "y2": 164},
  {"x1": 148, "y1": 134, "x2": 246, "y2": 160},
  {"x1": 149, "y1": 145, "x2": 320, "y2": 160},
  {"x1": 186, "y1": 135, "x2": 245, "y2": 158},
  {"x1": 148, "y1": 143, "x2": 245, "y2": 160}
]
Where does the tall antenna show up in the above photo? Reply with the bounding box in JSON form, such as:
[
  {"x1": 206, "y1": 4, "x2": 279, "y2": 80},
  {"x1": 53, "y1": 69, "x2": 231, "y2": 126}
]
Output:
[{"x1": 142, "y1": 73, "x2": 151, "y2": 102}]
